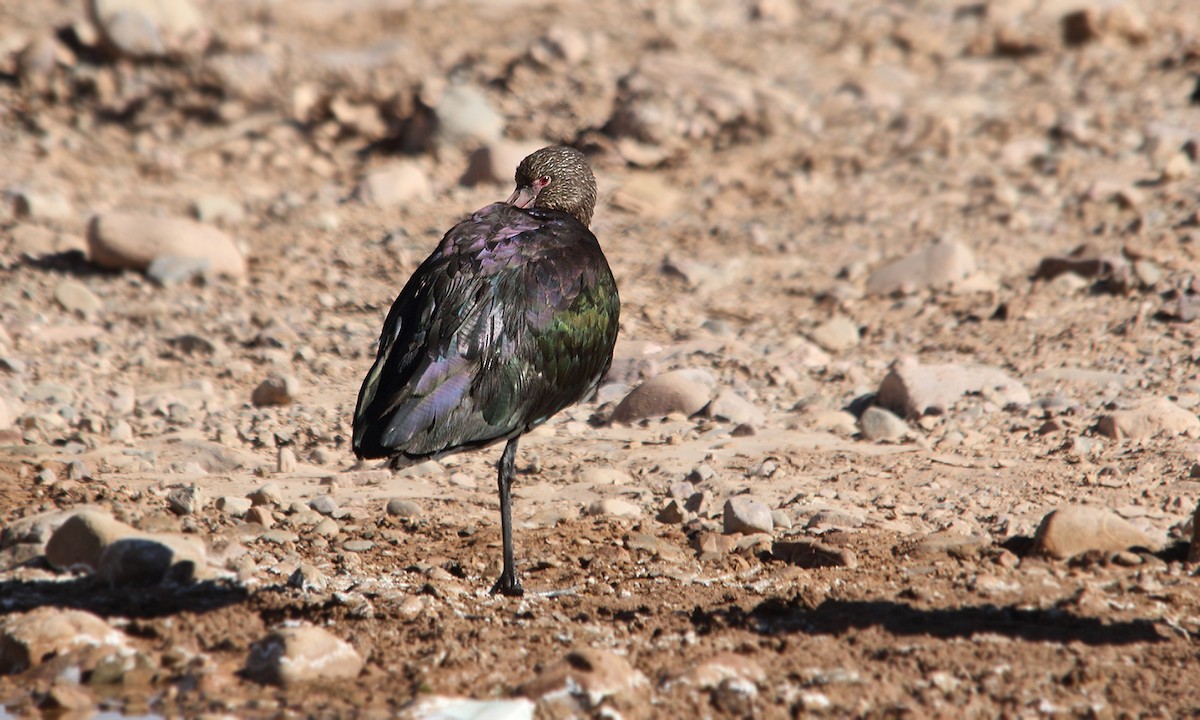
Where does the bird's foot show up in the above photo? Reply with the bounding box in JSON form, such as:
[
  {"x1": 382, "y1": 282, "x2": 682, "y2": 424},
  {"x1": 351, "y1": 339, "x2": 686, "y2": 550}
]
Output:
[{"x1": 490, "y1": 574, "x2": 524, "y2": 597}]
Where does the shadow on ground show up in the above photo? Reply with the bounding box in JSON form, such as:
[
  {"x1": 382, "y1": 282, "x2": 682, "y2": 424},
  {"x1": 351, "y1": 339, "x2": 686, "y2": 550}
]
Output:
[
  {"x1": 0, "y1": 575, "x2": 248, "y2": 618},
  {"x1": 694, "y1": 596, "x2": 1167, "y2": 646}
]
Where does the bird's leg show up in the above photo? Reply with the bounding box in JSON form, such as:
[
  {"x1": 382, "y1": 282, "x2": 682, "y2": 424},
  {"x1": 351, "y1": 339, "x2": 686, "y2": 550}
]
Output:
[{"x1": 490, "y1": 436, "x2": 524, "y2": 596}]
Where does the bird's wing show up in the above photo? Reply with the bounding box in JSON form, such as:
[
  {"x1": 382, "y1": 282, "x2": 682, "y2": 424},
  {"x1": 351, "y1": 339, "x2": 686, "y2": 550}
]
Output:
[{"x1": 352, "y1": 205, "x2": 544, "y2": 458}]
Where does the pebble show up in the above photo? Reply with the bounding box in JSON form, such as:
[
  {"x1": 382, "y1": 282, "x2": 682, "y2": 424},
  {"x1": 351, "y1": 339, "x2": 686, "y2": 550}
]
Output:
[
  {"x1": 386, "y1": 498, "x2": 421, "y2": 518},
  {"x1": 245, "y1": 506, "x2": 275, "y2": 528},
  {"x1": 11, "y1": 190, "x2": 74, "y2": 222},
  {"x1": 288, "y1": 563, "x2": 327, "y2": 592},
  {"x1": 771, "y1": 540, "x2": 859, "y2": 568},
  {"x1": 520, "y1": 649, "x2": 649, "y2": 718},
  {"x1": 878, "y1": 358, "x2": 1030, "y2": 418},
  {"x1": 244, "y1": 625, "x2": 363, "y2": 686},
  {"x1": 1097, "y1": 398, "x2": 1200, "y2": 440},
  {"x1": 656, "y1": 499, "x2": 688, "y2": 524},
  {"x1": 277, "y1": 446, "x2": 297, "y2": 473},
  {"x1": 87, "y1": 213, "x2": 245, "y2": 277},
  {"x1": 312, "y1": 518, "x2": 339, "y2": 538},
  {"x1": 98, "y1": 533, "x2": 209, "y2": 587},
  {"x1": 859, "y1": 406, "x2": 910, "y2": 442},
  {"x1": 586, "y1": 498, "x2": 642, "y2": 519},
  {"x1": 357, "y1": 162, "x2": 432, "y2": 208},
  {"x1": 1032, "y1": 505, "x2": 1158, "y2": 560},
  {"x1": 249, "y1": 483, "x2": 283, "y2": 506},
  {"x1": 259, "y1": 529, "x2": 299, "y2": 544},
  {"x1": 251, "y1": 375, "x2": 298, "y2": 406},
  {"x1": 809, "y1": 316, "x2": 860, "y2": 352},
  {"x1": 435, "y1": 83, "x2": 504, "y2": 147},
  {"x1": 460, "y1": 139, "x2": 546, "y2": 186},
  {"x1": 865, "y1": 238, "x2": 977, "y2": 295},
  {"x1": 703, "y1": 388, "x2": 763, "y2": 426},
  {"x1": 308, "y1": 496, "x2": 338, "y2": 516},
  {"x1": 577, "y1": 467, "x2": 632, "y2": 486},
  {"x1": 192, "y1": 194, "x2": 245, "y2": 225},
  {"x1": 166, "y1": 484, "x2": 206, "y2": 515},
  {"x1": 723, "y1": 497, "x2": 773, "y2": 535},
  {"x1": 146, "y1": 256, "x2": 211, "y2": 286},
  {"x1": 44, "y1": 510, "x2": 137, "y2": 572},
  {"x1": 611, "y1": 369, "x2": 715, "y2": 423},
  {"x1": 90, "y1": 0, "x2": 206, "y2": 57},
  {"x1": 53, "y1": 281, "x2": 102, "y2": 318},
  {"x1": 0, "y1": 608, "x2": 131, "y2": 675},
  {"x1": 342, "y1": 539, "x2": 374, "y2": 552},
  {"x1": 217, "y1": 496, "x2": 252, "y2": 516}
]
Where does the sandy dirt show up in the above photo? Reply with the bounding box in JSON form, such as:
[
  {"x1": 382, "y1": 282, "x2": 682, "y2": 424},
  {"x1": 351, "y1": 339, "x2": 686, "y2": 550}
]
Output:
[{"x1": 3, "y1": 0, "x2": 1200, "y2": 716}]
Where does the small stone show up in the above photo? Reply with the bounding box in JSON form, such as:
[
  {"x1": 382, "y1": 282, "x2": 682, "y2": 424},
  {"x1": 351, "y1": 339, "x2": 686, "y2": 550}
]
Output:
[
  {"x1": 770, "y1": 509, "x2": 792, "y2": 530},
  {"x1": 809, "y1": 316, "x2": 860, "y2": 352},
  {"x1": 866, "y1": 238, "x2": 976, "y2": 295},
  {"x1": 611, "y1": 369, "x2": 715, "y2": 423},
  {"x1": 87, "y1": 213, "x2": 245, "y2": 277},
  {"x1": 520, "y1": 649, "x2": 649, "y2": 717},
  {"x1": 53, "y1": 281, "x2": 102, "y2": 318},
  {"x1": 585, "y1": 498, "x2": 642, "y2": 519},
  {"x1": 249, "y1": 483, "x2": 283, "y2": 506},
  {"x1": 357, "y1": 162, "x2": 432, "y2": 208},
  {"x1": 859, "y1": 406, "x2": 909, "y2": 442},
  {"x1": 146, "y1": 256, "x2": 211, "y2": 286},
  {"x1": 723, "y1": 497, "x2": 773, "y2": 535},
  {"x1": 288, "y1": 564, "x2": 326, "y2": 592},
  {"x1": 386, "y1": 498, "x2": 421, "y2": 518},
  {"x1": 167, "y1": 484, "x2": 206, "y2": 515},
  {"x1": 342, "y1": 539, "x2": 374, "y2": 552},
  {"x1": 1098, "y1": 398, "x2": 1200, "y2": 440},
  {"x1": 11, "y1": 191, "x2": 74, "y2": 222},
  {"x1": 435, "y1": 84, "x2": 504, "y2": 147},
  {"x1": 771, "y1": 540, "x2": 858, "y2": 568},
  {"x1": 577, "y1": 467, "x2": 632, "y2": 486},
  {"x1": 312, "y1": 518, "x2": 339, "y2": 538},
  {"x1": 252, "y1": 375, "x2": 298, "y2": 406},
  {"x1": 216, "y1": 496, "x2": 252, "y2": 516},
  {"x1": 1162, "y1": 153, "x2": 1192, "y2": 182},
  {"x1": 308, "y1": 496, "x2": 338, "y2": 516},
  {"x1": 245, "y1": 506, "x2": 274, "y2": 528},
  {"x1": 259, "y1": 529, "x2": 299, "y2": 544},
  {"x1": 878, "y1": 358, "x2": 1030, "y2": 418},
  {"x1": 277, "y1": 447, "x2": 297, "y2": 473},
  {"x1": 656, "y1": 499, "x2": 688, "y2": 524},
  {"x1": 192, "y1": 194, "x2": 245, "y2": 225},
  {"x1": 90, "y1": 0, "x2": 207, "y2": 58},
  {"x1": 0, "y1": 608, "x2": 132, "y2": 675},
  {"x1": 244, "y1": 625, "x2": 363, "y2": 686},
  {"x1": 1032, "y1": 505, "x2": 1158, "y2": 560},
  {"x1": 704, "y1": 388, "x2": 763, "y2": 426},
  {"x1": 685, "y1": 491, "x2": 711, "y2": 515}
]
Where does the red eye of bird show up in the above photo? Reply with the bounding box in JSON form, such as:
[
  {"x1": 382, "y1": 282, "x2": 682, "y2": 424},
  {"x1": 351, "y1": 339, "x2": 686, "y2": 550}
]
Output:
[{"x1": 536, "y1": 175, "x2": 552, "y2": 188}]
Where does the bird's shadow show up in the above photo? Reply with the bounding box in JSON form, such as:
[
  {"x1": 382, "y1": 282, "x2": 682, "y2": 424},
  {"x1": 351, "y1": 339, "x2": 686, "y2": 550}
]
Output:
[
  {"x1": 692, "y1": 595, "x2": 1167, "y2": 646},
  {"x1": 0, "y1": 572, "x2": 248, "y2": 619}
]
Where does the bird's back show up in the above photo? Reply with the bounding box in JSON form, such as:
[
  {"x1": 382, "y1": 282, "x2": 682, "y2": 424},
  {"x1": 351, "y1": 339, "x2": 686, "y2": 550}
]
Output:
[{"x1": 353, "y1": 202, "x2": 619, "y2": 462}]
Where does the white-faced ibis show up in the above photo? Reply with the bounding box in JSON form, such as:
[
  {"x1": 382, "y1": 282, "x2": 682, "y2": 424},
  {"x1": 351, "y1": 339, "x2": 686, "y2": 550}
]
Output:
[{"x1": 352, "y1": 146, "x2": 620, "y2": 596}]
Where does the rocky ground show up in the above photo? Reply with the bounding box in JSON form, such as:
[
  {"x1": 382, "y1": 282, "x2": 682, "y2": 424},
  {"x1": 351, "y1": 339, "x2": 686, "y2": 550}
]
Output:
[{"x1": 2, "y1": 0, "x2": 1200, "y2": 716}]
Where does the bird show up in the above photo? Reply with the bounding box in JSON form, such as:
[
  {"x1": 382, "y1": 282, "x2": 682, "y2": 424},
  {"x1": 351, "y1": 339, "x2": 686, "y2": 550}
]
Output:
[{"x1": 352, "y1": 146, "x2": 620, "y2": 596}]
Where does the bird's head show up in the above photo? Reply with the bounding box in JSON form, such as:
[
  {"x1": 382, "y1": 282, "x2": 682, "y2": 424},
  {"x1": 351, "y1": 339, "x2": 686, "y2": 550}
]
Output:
[{"x1": 507, "y1": 146, "x2": 597, "y2": 227}]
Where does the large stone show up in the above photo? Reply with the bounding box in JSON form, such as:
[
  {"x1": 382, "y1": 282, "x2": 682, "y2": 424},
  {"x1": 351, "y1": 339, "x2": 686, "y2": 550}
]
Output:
[
  {"x1": 809, "y1": 316, "x2": 860, "y2": 352},
  {"x1": 435, "y1": 84, "x2": 505, "y2": 147},
  {"x1": 859, "y1": 406, "x2": 909, "y2": 442},
  {"x1": 1031, "y1": 506, "x2": 1158, "y2": 560},
  {"x1": 723, "y1": 497, "x2": 773, "y2": 535},
  {"x1": 44, "y1": 510, "x2": 139, "y2": 572},
  {"x1": 878, "y1": 358, "x2": 1030, "y2": 418},
  {"x1": 611, "y1": 369, "x2": 715, "y2": 423},
  {"x1": 866, "y1": 239, "x2": 976, "y2": 295},
  {"x1": 97, "y1": 534, "x2": 208, "y2": 587},
  {"x1": 86, "y1": 213, "x2": 245, "y2": 277},
  {"x1": 0, "y1": 608, "x2": 131, "y2": 675},
  {"x1": 244, "y1": 625, "x2": 363, "y2": 686},
  {"x1": 1097, "y1": 398, "x2": 1200, "y2": 440}
]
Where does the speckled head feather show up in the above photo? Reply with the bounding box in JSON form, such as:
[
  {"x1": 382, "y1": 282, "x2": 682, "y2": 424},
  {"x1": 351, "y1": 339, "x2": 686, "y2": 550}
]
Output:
[{"x1": 511, "y1": 146, "x2": 598, "y2": 227}]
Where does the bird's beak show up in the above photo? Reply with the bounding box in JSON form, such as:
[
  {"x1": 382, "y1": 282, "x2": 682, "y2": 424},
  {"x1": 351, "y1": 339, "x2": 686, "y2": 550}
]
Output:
[{"x1": 506, "y1": 185, "x2": 538, "y2": 209}]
